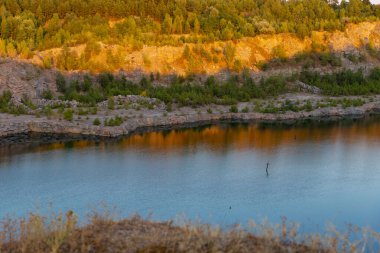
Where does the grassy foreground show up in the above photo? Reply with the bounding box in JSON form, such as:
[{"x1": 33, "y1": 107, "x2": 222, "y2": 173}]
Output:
[{"x1": 0, "y1": 210, "x2": 379, "y2": 253}]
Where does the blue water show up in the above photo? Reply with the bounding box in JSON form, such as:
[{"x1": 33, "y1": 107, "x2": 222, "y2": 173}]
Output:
[{"x1": 0, "y1": 119, "x2": 380, "y2": 234}]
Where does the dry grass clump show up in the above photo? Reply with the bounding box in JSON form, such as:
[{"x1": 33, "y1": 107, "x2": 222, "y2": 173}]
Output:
[{"x1": 0, "y1": 210, "x2": 379, "y2": 253}]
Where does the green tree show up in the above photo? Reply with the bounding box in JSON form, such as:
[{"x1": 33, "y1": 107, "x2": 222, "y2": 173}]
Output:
[
  {"x1": 223, "y1": 42, "x2": 236, "y2": 68},
  {"x1": 35, "y1": 26, "x2": 44, "y2": 47},
  {"x1": 183, "y1": 44, "x2": 191, "y2": 60},
  {"x1": 6, "y1": 42, "x2": 16, "y2": 57},
  {"x1": 296, "y1": 23, "x2": 309, "y2": 39},
  {"x1": 35, "y1": 5, "x2": 43, "y2": 22},
  {"x1": 16, "y1": 19, "x2": 36, "y2": 42},
  {"x1": 173, "y1": 15, "x2": 183, "y2": 34},
  {"x1": 0, "y1": 38, "x2": 6, "y2": 56},
  {"x1": 194, "y1": 17, "x2": 200, "y2": 34},
  {"x1": 56, "y1": 73, "x2": 67, "y2": 92},
  {"x1": 57, "y1": 45, "x2": 78, "y2": 70},
  {"x1": 45, "y1": 13, "x2": 61, "y2": 34},
  {"x1": 84, "y1": 39, "x2": 101, "y2": 61},
  {"x1": 18, "y1": 41, "x2": 32, "y2": 59},
  {"x1": 184, "y1": 19, "x2": 191, "y2": 33},
  {"x1": 221, "y1": 27, "x2": 234, "y2": 40},
  {"x1": 162, "y1": 14, "x2": 173, "y2": 34},
  {"x1": 1, "y1": 16, "x2": 8, "y2": 39}
]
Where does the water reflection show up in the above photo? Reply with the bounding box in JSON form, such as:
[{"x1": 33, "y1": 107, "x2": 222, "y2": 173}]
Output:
[
  {"x1": 2, "y1": 117, "x2": 380, "y2": 161},
  {"x1": 0, "y1": 116, "x2": 380, "y2": 233}
]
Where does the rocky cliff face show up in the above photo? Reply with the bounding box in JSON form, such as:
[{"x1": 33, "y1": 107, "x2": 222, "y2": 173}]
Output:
[
  {"x1": 0, "y1": 59, "x2": 56, "y2": 100},
  {"x1": 1, "y1": 21, "x2": 380, "y2": 99},
  {"x1": 30, "y1": 21, "x2": 380, "y2": 75}
]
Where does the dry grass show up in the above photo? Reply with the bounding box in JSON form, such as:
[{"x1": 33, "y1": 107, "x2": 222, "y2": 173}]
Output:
[{"x1": 0, "y1": 210, "x2": 379, "y2": 253}]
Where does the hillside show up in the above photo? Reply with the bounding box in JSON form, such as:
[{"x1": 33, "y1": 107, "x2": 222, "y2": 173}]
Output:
[
  {"x1": 25, "y1": 21, "x2": 380, "y2": 75},
  {"x1": 2, "y1": 1, "x2": 380, "y2": 140},
  {"x1": 0, "y1": 21, "x2": 379, "y2": 100},
  {"x1": 0, "y1": 0, "x2": 379, "y2": 75}
]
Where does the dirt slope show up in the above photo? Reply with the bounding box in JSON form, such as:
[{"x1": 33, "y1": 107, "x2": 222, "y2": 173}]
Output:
[{"x1": 29, "y1": 21, "x2": 380, "y2": 75}]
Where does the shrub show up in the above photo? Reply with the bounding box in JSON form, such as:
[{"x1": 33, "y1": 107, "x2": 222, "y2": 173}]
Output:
[
  {"x1": 223, "y1": 43, "x2": 236, "y2": 68},
  {"x1": 21, "y1": 94, "x2": 36, "y2": 109},
  {"x1": 0, "y1": 90, "x2": 12, "y2": 111},
  {"x1": 260, "y1": 76, "x2": 287, "y2": 97},
  {"x1": 166, "y1": 103, "x2": 172, "y2": 112},
  {"x1": 63, "y1": 109, "x2": 73, "y2": 121},
  {"x1": 56, "y1": 74, "x2": 67, "y2": 93},
  {"x1": 104, "y1": 116, "x2": 124, "y2": 126},
  {"x1": 7, "y1": 105, "x2": 28, "y2": 115},
  {"x1": 305, "y1": 100, "x2": 313, "y2": 112},
  {"x1": 300, "y1": 68, "x2": 380, "y2": 96},
  {"x1": 93, "y1": 118, "x2": 101, "y2": 126},
  {"x1": 108, "y1": 97, "x2": 115, "y2": 110},
  {"x1": 257, "y1": 61, "x2": 269, "y2": 71},
  {"x1": 229, "y1": 105, "x2": 238, "y2": 113},
  {"x1": 42, "y1": 89, "x2": 54, "y2": 100},
  {"x1": 42, "y1": 106, "x2": 53, "y2": 117}
]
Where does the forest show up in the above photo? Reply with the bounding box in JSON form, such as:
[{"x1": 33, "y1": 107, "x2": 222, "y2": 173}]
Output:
[{"x1": 0, "y1": 0, "x2": 378, "y2": 61}]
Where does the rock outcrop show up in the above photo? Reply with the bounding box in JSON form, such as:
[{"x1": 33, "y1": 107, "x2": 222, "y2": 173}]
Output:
[
  {"x1": 1, "y1": 100, "x2": 379, "y2": 143},
  {"x1": 294, "y1": 81, "x2": 322, "y2": 94}
]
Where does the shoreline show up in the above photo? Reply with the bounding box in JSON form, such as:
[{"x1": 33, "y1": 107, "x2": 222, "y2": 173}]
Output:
[{"x1": 1, "y1": 100, "x2": 380, "y2": 145}]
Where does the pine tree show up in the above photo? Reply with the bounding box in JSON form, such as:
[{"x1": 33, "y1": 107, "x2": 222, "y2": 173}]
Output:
[
  {"x1": 6, "y1": 42, "x2": 17, "y2": 57},
  {"x1": 35, "y1": 26, "x2": 44, "y2": 48},
  {"x1": 223, "y1": 42, "x2": 236, "y2": 68},
  {"x1": 185, "y1": 19, "x2": 191, "y2": 33},
  {"x1": 162, "y1": 14, "x2": 173, "y2": 34},
  {"x1": 194, "y1": 17, "x2": 200, "y2": 34},
  {"x1": 173, "y1": 15, "x2": 183, "y2": 34},
  {"x1": 36, "y1": 5, "x2": 43, "y2": 23},
  {"x1": 183, "y1": 44, "x2": 191, "y2": 60},
  {"x1": 1, "y1": 16, "x2": 8, "y2": 39},
  {"x1": 18, "y1": 41, "x2": 32, "y2": 59},
  {"x1": 0, "y1": 38, "x2": 6, "y2": 57}
]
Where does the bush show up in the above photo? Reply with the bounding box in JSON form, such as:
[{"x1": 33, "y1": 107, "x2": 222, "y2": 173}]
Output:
[
  {"x1": 42, "y1": 106, "x2": 53, "y2": 117},
  {"x1": 166, "y1": 103, "x2": 173, "y2": 112},
  {"x1": 229, "y1": 105, "x2": 238, "y2": 113},
  {"x1": 0, "y1": 90, "x2": 12, "y2": 111},
  {"x1": 63, "y1": 109, "x2": 74, "y2": 121},
  {"x1": 104, "y1": 116, "x2": 124, "y2": 126},
  {"x1": 223, "y1": 43, "x2": 236, "y2": 68},
  {"x1": 42, "y1": 89, "x2": 54, "y2": 100},
  {"x1": 260, "y1": 76, "x2": 287, "y2": 97},
  {"x1": 257, "y1": 61, "x2": 269, "y2": 71},
  {"x1": 305, "y1": 101, "x2": 313, "y2": 112},
  {"x1": 21, "y1": 94, "x2": 36, "y2": 109},
  {"x1": 43, "y1": 71, "x2": 290, "y2": 109},
  {"x1": 108, "y1": 97, "x2": 115, "y2": 110},
  {"x1": 300, "y1": 68, "x2": 380, "y2": 96},
  {"x1": 56, "y1": 74, "x2": 67, "y2": 93},
  {"x1": 93, "y1": 118, "x2": 101, "y2": 126},
  {"x1": 7, "y1": 105, "x2": 28, "y2": 115}
]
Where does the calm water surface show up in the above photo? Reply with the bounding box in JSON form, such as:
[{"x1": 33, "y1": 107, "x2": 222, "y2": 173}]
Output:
[{"x1": 1, "y1": 118, "x2": 380, "y2": 233}]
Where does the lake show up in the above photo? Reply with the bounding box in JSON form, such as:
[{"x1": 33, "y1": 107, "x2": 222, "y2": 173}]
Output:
[{"x1": 1, "y1": 117, "x2": 380, "y2": 234}]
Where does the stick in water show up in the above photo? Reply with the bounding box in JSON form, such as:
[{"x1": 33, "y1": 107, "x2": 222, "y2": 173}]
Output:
[{"x1": 266, "y1": 162, "x2": 270, "y2": 176}]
